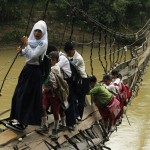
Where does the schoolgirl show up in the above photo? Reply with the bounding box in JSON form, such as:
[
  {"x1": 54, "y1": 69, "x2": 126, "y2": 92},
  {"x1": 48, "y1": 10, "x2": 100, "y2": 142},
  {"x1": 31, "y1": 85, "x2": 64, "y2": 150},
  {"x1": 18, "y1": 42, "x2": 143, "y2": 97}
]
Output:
[{"x1": 6, "y1": 20, "x2": 48, "y2": 131}]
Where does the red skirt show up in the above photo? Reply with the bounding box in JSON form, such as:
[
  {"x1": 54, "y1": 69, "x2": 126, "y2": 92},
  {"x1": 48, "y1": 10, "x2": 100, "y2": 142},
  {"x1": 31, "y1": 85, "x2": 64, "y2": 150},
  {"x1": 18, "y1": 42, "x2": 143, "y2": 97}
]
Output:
[{"x1": 96, "y1": 97, "x2": 121, "y2": 121}]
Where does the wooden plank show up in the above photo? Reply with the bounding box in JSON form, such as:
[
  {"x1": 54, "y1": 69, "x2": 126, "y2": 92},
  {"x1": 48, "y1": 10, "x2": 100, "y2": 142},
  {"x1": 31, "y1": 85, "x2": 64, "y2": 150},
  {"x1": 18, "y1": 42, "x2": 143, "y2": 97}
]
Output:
[
  {"x1": 138, "y1": 47, "x2": 150, "y2": 67},
  {"x1": 57, "y1": 138, "x2": 102, "y2": 150},
  {"x1": 1, "y1": 105, "x2": 99, "y2": 149},
  {"x1": 0, "y1": 129, "x2": 18, "y2": 146},
  {"x1": 57, "y1": 111, "x2": 101, "y2": 145}
]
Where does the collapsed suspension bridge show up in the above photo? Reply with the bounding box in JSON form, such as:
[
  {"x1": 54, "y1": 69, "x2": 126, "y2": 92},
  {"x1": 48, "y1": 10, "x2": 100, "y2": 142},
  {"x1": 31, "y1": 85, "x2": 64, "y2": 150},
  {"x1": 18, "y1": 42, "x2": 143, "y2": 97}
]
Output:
[{"x1": 0, "y1": 1, "x2": 150, "y2": 149}]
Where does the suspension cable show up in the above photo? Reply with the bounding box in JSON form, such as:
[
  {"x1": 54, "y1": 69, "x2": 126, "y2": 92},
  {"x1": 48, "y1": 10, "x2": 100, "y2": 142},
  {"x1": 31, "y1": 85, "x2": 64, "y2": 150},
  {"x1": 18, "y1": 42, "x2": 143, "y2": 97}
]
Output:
[
  {"x1": 104, "y1": 30, "x2": 108, "y2": 73},
  {"x1": 90, "y1": 25, "x2": 95, "y2": 75},
  {"x1": 0, "y1": 0, "x2": 36, "y2": 96},
  {"x1": 98, "y1": 29, "x2": 107, "y2": 74},
  {"x1": 62, "y1": 0, "x2": 150, "y2": 41}
]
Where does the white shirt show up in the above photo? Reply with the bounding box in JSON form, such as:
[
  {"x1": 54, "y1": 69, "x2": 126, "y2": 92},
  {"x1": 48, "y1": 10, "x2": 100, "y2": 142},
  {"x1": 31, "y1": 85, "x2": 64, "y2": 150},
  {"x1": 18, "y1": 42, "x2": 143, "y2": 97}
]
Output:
[
  {"x1": 68, "y1": 50, "x2": 87, "y2": 78},
  {"x1": 57, "y1": 51, "x2": 72, "y2": 78},
  {"x1": 104, "y1": 83, "x2": 118, "y2": 95},
  {"x1": 112, "y1": 78, "x2": 123, "y2": 91},
  {"x1": 22, "y1": 41, "x2": 47, "y2": 65}
]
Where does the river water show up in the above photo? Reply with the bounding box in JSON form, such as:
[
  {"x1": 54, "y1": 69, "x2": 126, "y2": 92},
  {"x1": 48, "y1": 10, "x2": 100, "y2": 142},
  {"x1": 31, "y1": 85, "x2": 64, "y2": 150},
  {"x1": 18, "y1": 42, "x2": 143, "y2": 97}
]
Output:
[
  {"x1": 0, "y1": 46, "x2": 149, "y2": 149},
  {"x1": 106, "y1": 63, "x2": 150, "y2": 150}
]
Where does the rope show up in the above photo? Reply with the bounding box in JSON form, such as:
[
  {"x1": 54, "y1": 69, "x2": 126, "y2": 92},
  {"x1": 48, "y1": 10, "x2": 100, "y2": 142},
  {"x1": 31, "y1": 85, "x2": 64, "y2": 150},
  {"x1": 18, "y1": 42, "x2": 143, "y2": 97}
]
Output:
[
  {"x1": 0, "y1": 0, "x2": 35, "y2": 96},
  {"x1": 0, "y1": 0, "x2": 50, "y2": 96},
  {"x1": 42, "y1": 0, "x2": 50, "y2": 20},
  {"x1": 80, "y1": 22, "x2": 86, "y2": 56},
  {"x1": 115, "y1": 43, "x2": 120, "y2": 64},
  {"x1": 98, "y1": 29, "x2": 107, "y2": 74},
  {"x1": 90, "y1": 26, "x2": 95, "y2": 75},
  {"x1": 109, "y1": 34, "x2": 112, "y2": 70},
  {"x1": 62, "y1": 0, "x2": 150, "y2": 41},
  {"x1": 69, "y1": 7, "x2": 76, "y2": 41},
  {"x1": 59, "y1": 16, "x2": 69, "y2": 51},
  {"x1": 104, "y1": 30, "x2": 108, "y2": 73}
]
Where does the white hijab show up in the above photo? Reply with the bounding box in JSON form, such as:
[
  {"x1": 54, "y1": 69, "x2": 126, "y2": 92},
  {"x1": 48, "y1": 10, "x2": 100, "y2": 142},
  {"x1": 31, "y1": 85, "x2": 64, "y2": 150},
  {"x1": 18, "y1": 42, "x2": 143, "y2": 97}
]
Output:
[{"x1": 28, "y1": 20, "x2": 48, "y2": 49}]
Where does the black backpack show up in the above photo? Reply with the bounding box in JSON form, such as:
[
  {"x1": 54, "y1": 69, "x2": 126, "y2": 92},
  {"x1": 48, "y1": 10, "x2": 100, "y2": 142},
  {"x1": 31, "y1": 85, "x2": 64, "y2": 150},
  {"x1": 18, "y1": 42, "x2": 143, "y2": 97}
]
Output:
[
  {"x1": 69, "y1": 61, "x2": 82, "y2": 84},
  {"x1": 39, "y1": 55, "x2": 51, "y2": 84}
]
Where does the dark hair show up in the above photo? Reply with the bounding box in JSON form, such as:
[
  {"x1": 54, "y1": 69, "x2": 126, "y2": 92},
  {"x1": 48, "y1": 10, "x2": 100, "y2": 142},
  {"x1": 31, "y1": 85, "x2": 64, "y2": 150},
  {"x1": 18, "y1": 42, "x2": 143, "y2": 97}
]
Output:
[
  {"x1": 46, "y1": 44, "x2": 58, "y2": 55},
  {"x1": 118, "y1": 73, "x2": 122, "y2": 79},
  {"x1": 111, "y1": 69, "x2": 119, "y2": 76},
  {"x1": 103, "y1": 74, "x2": 111, "y2": 81},
  {"x1": 64, "y1": 41, "x2": 74, "y2": 52},
  {"x1": 48, "y1": 51, "x2": 59, "y2": 61},
  {"x1": 89, "y1": 75, "x2": 97, "y2": 83}
]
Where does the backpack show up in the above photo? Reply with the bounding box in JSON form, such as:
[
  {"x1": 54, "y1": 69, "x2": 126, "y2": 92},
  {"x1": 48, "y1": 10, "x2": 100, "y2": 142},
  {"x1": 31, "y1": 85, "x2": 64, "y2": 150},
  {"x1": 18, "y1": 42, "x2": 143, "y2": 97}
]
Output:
[
  {"x1": 53, "y1": 73, "x2": 69, "y2": 110},
  {"x1": 39, "y1": 55, "x2": 51, "y2": 84},
  {"x1": 69, "y1": 61, "x2": 82, "y2": 84},
  {"x1": 114, "y1": 82, "x2": 130, "y2": 106}
]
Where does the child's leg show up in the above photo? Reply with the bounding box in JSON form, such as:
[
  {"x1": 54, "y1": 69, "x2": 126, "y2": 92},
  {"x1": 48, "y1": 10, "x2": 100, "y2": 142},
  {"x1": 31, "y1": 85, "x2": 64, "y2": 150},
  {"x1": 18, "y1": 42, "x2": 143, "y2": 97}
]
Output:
[
  {"x1": 60, "y1": 108, "x2": 66, "y2": 126},
  {"x1": 37, "y1": 92, "x2": 50, "y2": 132},
  {"x1": 50, "y1": 97, "x2": 60, "y2": 131}
]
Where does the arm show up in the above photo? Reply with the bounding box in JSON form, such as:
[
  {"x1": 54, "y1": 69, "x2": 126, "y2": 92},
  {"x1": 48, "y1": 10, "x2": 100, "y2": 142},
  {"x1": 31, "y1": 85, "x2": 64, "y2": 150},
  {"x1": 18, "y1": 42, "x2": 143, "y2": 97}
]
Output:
[{"x1": 23, "y1": 41, "x2": 47, "y2": 59}]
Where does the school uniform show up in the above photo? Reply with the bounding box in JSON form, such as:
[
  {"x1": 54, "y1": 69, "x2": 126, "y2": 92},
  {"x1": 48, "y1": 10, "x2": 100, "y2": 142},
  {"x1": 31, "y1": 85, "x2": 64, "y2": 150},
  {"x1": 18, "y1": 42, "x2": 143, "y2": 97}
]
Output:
[
  {"x1": 8, "y1": 21, "x2": 48, "y2": 129},
  {"x1": 57, "y1": 51, "x2": 77, "y2": 127},
  {"x1": 89, "y1": 83, "x2": 115, "y2": 121},
  {"x1": 68, "y1": 50, "x2": 88, "y2": 120}
]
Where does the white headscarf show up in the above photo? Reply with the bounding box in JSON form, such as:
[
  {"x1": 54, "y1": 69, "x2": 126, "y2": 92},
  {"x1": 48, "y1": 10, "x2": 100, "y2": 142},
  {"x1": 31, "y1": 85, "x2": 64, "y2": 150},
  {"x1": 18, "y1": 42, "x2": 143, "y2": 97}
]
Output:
[{"x1": 28, "y1": 20, "x2": 48, "y2": 49}]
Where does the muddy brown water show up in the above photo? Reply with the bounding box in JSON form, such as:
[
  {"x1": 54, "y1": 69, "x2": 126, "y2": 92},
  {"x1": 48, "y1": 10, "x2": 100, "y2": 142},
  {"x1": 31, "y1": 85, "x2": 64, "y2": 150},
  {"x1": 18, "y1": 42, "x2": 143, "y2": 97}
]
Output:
[{"x1": 0, "y1": 45, "x2": 149, "y2": 149}]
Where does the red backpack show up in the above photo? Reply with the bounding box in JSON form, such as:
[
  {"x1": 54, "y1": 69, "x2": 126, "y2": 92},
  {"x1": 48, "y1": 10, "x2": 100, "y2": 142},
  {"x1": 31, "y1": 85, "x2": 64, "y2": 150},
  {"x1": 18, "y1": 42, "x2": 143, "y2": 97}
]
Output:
[{"x1": 114, "y1": 82, "x2": 130, "y2": 106}]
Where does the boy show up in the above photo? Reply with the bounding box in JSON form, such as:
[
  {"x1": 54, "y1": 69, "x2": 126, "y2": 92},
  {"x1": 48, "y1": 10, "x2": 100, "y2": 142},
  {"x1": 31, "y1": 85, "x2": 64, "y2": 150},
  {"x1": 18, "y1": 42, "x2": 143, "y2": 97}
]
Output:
[
  {"x1": 64, "y1": 42, "x2": 89, "y2": 126},
  {"x1": 37, "y1": 51, "x2": 66, "y2": 137},
  {"x1": 89, "y1": 76, "x2": 121, "y2": 132}
]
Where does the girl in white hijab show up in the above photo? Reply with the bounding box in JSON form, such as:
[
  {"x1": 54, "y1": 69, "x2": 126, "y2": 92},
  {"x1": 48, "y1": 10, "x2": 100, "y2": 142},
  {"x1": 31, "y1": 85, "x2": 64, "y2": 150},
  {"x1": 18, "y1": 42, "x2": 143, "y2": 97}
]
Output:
[{"x1": 6, "y1": 20, "x2": 48, "y2": 132}]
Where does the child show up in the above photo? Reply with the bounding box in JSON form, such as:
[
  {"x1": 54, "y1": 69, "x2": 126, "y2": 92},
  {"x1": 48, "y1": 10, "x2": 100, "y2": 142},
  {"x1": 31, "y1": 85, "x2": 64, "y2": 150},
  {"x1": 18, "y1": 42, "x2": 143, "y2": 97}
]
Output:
[
  {"x1": 89, "y1": 76, "x2": 121, "y2": 132},
  {"x1": 64, "y1": 42, "x2": 89, "y2": 128},
  {"x1": 38, "y1": 51, "x2": 66, "y2": 137},
  {"x1": 102, "y1": 74, "x2": 119, "y2": 97},
  {"x1": 6, "y1": 20, "x2": 48, "y2": 132}
]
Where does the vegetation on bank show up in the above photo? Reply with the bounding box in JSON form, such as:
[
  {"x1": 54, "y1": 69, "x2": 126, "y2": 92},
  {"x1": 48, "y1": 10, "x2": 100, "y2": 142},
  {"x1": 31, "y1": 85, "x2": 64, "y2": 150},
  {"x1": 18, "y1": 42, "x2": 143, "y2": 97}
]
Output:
[{"x1": 0, "y1": 0, "x2": 150, "y2": 45}]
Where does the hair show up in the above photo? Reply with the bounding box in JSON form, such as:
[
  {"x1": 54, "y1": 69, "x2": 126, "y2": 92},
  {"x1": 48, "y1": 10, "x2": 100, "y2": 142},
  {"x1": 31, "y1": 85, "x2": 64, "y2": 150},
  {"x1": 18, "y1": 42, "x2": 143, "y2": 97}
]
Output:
[
  {"x1": 48, "y1": 51, "x2": 59, "y2": 61},
  {"x1": 118, "y1": 73, "x2": 122, "y2": 79},
  {"x1": 103, "y1": 74, "x2": 111, "y2": 81},
  {"x1": 111, "y1": 69, "x2": 119, "y2": 76},
  {"x1": 46, "y1": 44, "x2": 58, "y2": 55},
  {"x1": 89, "y1": 75, "x2": 97, "y2": 83},
  {"x1": 64, "y1": 41, "x2": 74, "y2": 52}
]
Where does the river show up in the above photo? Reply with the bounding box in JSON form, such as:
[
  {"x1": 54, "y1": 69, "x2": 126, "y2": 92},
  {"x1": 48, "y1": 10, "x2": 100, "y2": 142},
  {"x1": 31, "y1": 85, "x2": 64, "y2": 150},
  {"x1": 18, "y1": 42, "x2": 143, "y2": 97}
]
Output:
[
  {"x1": 106, "y1": 63, "x2": 150, "y2": 150},
  {"x1": 0, "y1": 45, "x2": 149, "y2": 149}
]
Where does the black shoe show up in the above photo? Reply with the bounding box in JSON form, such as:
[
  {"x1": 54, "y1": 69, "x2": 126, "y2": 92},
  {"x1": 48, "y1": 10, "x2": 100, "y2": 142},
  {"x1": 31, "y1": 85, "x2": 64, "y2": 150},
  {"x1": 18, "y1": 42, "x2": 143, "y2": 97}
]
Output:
[
  {"x1": 58, "y1": 125, "x2": 67, "y2": 132},
  {"x1": 6, "y1": 121, "x2": 26, "y2": 132}
]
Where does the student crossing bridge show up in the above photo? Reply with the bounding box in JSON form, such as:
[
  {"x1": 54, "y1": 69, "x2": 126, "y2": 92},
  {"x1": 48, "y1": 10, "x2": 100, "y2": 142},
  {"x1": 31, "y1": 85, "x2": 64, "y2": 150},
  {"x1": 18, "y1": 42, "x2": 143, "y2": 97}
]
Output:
[{"x1": 0, "y1": 0, "x2": 150, "y2": 149}]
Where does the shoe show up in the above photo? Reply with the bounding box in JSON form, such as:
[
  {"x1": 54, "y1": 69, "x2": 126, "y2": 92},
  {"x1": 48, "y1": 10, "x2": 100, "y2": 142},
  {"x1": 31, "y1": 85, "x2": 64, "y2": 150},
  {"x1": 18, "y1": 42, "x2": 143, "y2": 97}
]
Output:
[
  {"x1": 68, "y1": 125, "x2": 75, "y2": 131},
  {"x1": 116, "y1": 118, "x2": 122, "y2": 126},
  {"x1": 36, "y1": 125, "x2": 49, "y2": 133},
  {"x1": 76, "y1": 117, "x2": 82, "y2": 121},
  {"x1": 58, "y1": 125, "x2": 66, "y2": 132},
  {"x1": 6, "y1": 121, "x2": 26, "y2": 132},
  {"x1": 52, "y1": 129, "x2": 58, "y2": 135},
  {"x1": 49, "y1": 129, "x2": 58, "y2": 140}
]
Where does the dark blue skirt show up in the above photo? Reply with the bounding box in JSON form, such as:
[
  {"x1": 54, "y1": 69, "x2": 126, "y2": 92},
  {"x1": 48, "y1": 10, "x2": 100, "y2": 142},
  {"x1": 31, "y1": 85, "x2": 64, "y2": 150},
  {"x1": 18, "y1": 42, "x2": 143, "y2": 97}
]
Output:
[{"x1": 10, "y1": 64, "x2": 42, "y2": 125}]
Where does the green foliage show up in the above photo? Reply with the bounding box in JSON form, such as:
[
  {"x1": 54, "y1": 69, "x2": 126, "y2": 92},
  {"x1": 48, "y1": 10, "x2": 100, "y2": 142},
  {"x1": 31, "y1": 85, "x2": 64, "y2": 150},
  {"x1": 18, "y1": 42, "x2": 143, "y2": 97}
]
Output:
[
  {"x1": 1, "y1": 29, "x2": 23, "y2": 43},
  {"x1": 0, "y1": 0, "x2": 22, "y2": 22}
]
